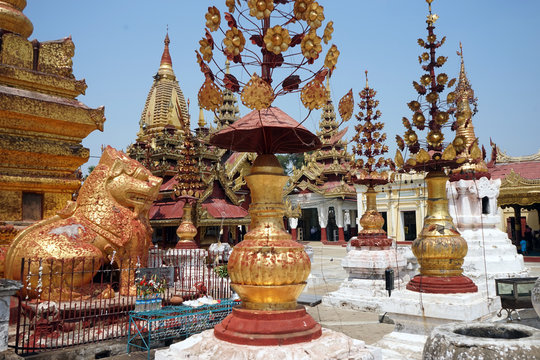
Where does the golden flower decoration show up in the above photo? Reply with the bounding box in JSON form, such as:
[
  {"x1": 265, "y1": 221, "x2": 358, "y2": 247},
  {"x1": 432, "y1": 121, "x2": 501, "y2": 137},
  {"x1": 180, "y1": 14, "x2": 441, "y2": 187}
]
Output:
[
  {"x1": 226, "y1": 0, "x2": 236, "y2": 13},
  {"x1": 199, "y1": 38, "x2": 213, "y2": 62},
  {"x1": 426, "y1": 92, "x2": 439, "y2": 104},
  {"x1": 420, "y1": 74, "x2": 431, "y2": 86},
  {"x1": 418, "y1": 38, "x2": 425, "y2": 47},
  {"x1": 427, "y1": 34, "x2": 436, "y2": 43},
  {"x1": 248, "y1": 0, "x2": 274, "y2": 20},
  {"x1": 324, "y1": 44, "x2": 340, "y2": 71},
  {"x1": 205, "y1": 6, "x2": 221, "y2": 32},
  {"x1": 448, "y1": 78, "x2": 457, "y2": 88},
  {"x1": 404, "y1": 129, "x2": 418, "y2": 145},
  {"x1": 427, "y1": 130, "x2": 444, "y2": 147},
  {"x1": 408, "y1": 100, "x2": 421, "y2": 111},
  {"x1": 452, "y1": 135, "x2": 466, "y2": 153},
  {"x1": 421, "y1": 52, "x2": 430, "y2": 62},
  {"x1": 294, "y1": 0, "x2": 313, "y2": 20},
  {"x1": 301, "y1": 78, "x2": 327, "y2": 110},
  {"x1": 338, "y1": 89, "x2": 354, "y2": 122},
  {"x1": 437, "y1": 73, "x2": 448, "y2": 85},
  {"x1": 323, "y1": 21, "x2": 334, "y2": 44},
  {"x1": 435, "y1": 111, "x2": 449, "y2": 125},
  {"x1": 305, "y1": 2, "x2": 325, "y2": 29},
  {"x1": 402, "y1": 117, "x2": 411, "y2": 129},
  {"x1": 223, "y1": 27, "x2": 246, "y2": 57},
  {"x1": 301, "y1": 29, "x2": 322, "y2": 60},
  {"x1": 264, "y1": 25, "x2": 291, "y2": 55},
  {"x1": 446, "y1": 91, "x2": 456, "y2": 103},
  {"x1": 198, "y1": 78, "x2": 224, "y2": 111},
  {"x1": 241, "y1": 74, "x2": 275, "y2": 110},
  {"x1": 412, "y1": 112, "x2": 425, "y2": 128},
  {"x1": 436, "y1": 56, "x2": 447, "y2": 66}
]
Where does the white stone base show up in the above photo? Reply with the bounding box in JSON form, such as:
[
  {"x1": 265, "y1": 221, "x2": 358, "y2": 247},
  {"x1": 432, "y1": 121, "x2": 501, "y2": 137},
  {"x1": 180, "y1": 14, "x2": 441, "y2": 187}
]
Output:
[
  {"x1": 155, "y1": 328, "x2": 382, "y2": 360},
  {"x1": 375, "y1": 288, "x2": 500, "y2": 359},
  {"x1": 375, "y1": 332, "x2": 427, "y2": 360},
  {"x1": 461, "y1": 227, "x2": 529, "y2": 296},
  {"x1": 322, "y1": 278, "x2": 408, "y2": 313}
]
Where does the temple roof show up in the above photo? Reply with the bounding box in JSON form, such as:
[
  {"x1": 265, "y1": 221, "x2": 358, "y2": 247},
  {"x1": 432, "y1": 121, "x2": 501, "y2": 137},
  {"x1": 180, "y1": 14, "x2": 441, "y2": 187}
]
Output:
[
  {"x1": 489, "y1": 146, "x2": 540, "y2": 208},
  {"x1": 285, "y1": 83, "x2": 355, "y2": 199}
]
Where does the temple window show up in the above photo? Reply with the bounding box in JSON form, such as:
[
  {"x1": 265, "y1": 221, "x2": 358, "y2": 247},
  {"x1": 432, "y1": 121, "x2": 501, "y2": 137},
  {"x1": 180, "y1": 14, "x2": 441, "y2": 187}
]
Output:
[
  {"x1": 402, "y1": 211, "x2": 417, "y2": 241},
  {"x1": 22, "y1": 192, "x2": 43, "y2": 221}
]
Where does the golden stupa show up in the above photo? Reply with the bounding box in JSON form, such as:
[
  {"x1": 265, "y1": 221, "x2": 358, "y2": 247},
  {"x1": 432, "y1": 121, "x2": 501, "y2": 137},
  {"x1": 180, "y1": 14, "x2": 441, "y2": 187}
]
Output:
[{"x1": 0, "y1": 0, "x2": 105, "y2": 225}]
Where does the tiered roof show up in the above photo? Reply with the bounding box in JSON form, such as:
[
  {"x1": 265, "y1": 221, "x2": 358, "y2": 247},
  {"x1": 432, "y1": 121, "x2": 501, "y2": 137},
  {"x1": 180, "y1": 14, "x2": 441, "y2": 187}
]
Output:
[
  {"x1": 127, "y1": 34, "x2": 190, "y2": 180},
  {"x1": 286, "y1": 83, "x2": 355, "y2": 199}
]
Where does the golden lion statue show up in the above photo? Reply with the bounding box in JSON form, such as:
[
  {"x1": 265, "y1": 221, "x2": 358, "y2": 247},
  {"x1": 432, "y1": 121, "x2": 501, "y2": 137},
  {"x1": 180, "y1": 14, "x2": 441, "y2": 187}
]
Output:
[{"x1": 4, "y1": 147, "x2": 162, "y2": 300}]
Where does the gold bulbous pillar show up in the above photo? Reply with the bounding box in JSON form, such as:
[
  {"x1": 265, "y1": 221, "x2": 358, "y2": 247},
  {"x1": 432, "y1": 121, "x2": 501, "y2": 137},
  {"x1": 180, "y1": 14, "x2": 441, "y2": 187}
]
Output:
[
  {"x1": 406, "y1": 170, "x2": 477, "y2": 293},
  {"x1": 214, "y1": 154, "x2": 321, "y2": 345},
  {"x1": 175, "y1": 200, "x2": 198, "y2": 249},
  {"x1": 359, "y1": 185, "x2": 386, "y2": 236}
]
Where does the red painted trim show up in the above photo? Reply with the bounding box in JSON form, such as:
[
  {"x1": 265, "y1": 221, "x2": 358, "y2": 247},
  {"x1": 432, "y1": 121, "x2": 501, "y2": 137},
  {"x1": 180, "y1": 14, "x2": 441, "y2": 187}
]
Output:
[
  {"x1": 214, "y1": 306, "x2": 322, "y2": 346},
  {"x1": 524, "y1": 256, "x2": 540, "y2": 263}
]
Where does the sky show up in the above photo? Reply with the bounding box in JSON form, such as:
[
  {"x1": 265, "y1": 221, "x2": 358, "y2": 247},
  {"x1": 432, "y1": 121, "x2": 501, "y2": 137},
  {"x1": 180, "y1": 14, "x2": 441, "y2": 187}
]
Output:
[{"x1": 24, "y1": 1, "x2": 540, "y2": 174}]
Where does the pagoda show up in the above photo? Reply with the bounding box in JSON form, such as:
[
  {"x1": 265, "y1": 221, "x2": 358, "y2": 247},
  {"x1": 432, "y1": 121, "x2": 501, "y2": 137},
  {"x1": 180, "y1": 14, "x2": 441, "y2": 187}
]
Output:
[
  {"x1": 127, "y1": 34, "x2": 189, "y2": 181},
  {"x1": 129, "y1": 40, "x2": 251, "y2": 248},
  {"x1": 0, "y1": 2, "x2": 105, "y2": 224},
  {"x1": 285, "y1": 82, "x2": 357, "y2": 245},
  {"x1": 447, "y1": 45, "x2": 527, "y2": 295}
]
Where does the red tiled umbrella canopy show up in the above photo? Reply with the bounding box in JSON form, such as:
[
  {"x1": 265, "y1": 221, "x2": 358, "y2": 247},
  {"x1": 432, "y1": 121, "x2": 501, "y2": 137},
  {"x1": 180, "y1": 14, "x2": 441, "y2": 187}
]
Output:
[{"x1": 210, "y1": 107, "x2": 321, "y2": 154}]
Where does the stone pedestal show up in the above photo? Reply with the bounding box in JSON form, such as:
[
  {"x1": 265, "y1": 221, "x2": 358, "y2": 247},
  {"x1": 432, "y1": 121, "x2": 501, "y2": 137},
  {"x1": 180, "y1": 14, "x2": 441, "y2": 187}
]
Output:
[
  {"x1": 448, "y1": 177, "x2": 528, "y2": 296},
  {"x1": 0, "y1": 279, "x2": 21, "y2": 352},
  {"x1": 155, "y1": 328, "x2": 381, "y2": 360},
  {"x1": 322, "y1": 244, "x2": 408, "y2": 312},
  {"x1": 375, "y1": 289, "x2": 500, "y2": 360}
]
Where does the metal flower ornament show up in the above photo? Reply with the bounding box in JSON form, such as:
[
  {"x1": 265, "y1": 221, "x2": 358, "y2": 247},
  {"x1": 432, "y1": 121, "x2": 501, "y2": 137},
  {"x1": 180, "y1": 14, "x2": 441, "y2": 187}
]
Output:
[
  {"x1": 351, "y1": 71, "x2": 394, "y2": 184},
  {"x1": 195, "y1": 0, "x2": 341, "y2": 115},
  {"x1": 394, "y1": 0, "x2": 483, "y2": 172}
]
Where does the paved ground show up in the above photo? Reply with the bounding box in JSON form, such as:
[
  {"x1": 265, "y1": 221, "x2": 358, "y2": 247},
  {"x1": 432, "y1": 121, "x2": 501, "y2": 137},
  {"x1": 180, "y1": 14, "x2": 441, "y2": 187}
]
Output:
[{"x1": 17, "y1": 241, "x2": 540, "y2": 360}]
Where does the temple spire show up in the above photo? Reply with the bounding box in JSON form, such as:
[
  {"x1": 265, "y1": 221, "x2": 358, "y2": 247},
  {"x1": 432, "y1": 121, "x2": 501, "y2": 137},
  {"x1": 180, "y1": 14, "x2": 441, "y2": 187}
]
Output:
[
  {"x1": 453, "y1": 43, "x2": 488, "y2": 176},
  {"x1": 158, "y1": 33, "x2": 174, "y2": 77}
]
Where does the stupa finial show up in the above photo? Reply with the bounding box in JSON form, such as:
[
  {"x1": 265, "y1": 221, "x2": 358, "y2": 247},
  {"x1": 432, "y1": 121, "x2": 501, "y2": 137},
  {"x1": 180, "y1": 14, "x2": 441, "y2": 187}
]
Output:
[{"x1": 198, "y1": 107, "x2": 206, "y2": 128}]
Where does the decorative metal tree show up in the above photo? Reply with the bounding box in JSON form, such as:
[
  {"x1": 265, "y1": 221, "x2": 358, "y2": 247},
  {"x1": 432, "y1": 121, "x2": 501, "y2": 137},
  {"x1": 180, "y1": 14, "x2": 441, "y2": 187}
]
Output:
[
  {"x1": 350, "y1": 71, "x2": 394, "y2": 247},
  {"x1": 173, "y1": 129, "x2": 206, "y2": 249},
  {"x1": 194, "y1": 0, "x2": 347, "y2": 346},
  {"x1": 395, "y1": 0, "x2": 483, "y2": 294}
]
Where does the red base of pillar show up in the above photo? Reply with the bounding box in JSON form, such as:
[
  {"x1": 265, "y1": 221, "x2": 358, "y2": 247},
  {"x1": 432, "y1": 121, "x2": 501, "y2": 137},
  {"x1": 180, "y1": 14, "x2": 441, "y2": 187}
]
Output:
[
  {"x1": 214, "y1": 306, "x2": 322, "y2": 346},
  {"x1": 320, "y1": 227, "x2": 327, "y2": 243},
  {"x1": 291, "y1": 228, "x2": 297, "y2": 241},
  {"x1": 175, "y1": 240, "x2": 198, "y2": 249},
  {"x1": 406, "y1": 275, "x2": 478, "y2": 294}
]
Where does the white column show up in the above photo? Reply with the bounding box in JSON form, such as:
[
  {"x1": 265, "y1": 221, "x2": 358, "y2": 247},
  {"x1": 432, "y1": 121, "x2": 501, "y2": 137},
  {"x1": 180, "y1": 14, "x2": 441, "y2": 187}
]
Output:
[
  {"x1": 317, "y1": 205, "x2": 328, "y2": 229},
  {"x1": 336, "y1": 202, "x2": 344, "y2": 228}
]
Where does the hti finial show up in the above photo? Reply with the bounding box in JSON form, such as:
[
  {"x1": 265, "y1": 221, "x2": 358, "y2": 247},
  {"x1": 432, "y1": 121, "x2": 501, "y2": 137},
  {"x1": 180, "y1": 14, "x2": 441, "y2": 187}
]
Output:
[
  {"x1": 426, "y1": 0, "x2": 433, "y2": 13},
  {"x1": 458, "y1": 42, "x2": 464, "y2": 60},
  {"x1": 225, "y1": 59, "x2": 230, "y2": 74},
  {"x1": 365, "y1": 70, "x2": 369, "y2": 88}
]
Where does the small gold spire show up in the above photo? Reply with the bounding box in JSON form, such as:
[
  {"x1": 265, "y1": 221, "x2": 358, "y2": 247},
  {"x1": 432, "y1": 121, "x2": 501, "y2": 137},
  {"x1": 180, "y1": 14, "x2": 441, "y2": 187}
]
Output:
[
  {"x1": 365, "y1": 70, "x2": 369, "y2": 88},
  {"x1": 198, "y1": 107, "x2": 206, "y2": 127},
  {"x1": 225, "y1": 59, "x2": 231, "y2": 74}
]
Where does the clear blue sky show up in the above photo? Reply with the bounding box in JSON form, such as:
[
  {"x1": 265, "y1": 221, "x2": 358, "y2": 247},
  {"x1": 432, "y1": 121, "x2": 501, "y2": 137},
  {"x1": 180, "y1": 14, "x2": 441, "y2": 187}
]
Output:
[{"x1": 24, "y1": 1, "x2": 540, "y2": 174}]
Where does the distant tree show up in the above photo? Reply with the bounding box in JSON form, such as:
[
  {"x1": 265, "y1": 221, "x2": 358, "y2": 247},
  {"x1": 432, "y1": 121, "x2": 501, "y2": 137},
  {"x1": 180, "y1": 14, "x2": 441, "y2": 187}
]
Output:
[
  {"x1": 83, "y1": 165, "x2": 95, "y2": 181},
  {"x1": 276, "y1": 153, "x2": 306, "y2": 175}
]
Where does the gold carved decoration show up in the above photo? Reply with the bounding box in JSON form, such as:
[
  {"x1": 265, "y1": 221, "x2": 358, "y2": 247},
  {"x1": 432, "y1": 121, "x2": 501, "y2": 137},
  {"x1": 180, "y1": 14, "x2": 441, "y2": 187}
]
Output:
[{"x1": 4, "y1": 147, "x2": 161, "y2": 300}]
